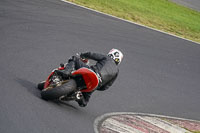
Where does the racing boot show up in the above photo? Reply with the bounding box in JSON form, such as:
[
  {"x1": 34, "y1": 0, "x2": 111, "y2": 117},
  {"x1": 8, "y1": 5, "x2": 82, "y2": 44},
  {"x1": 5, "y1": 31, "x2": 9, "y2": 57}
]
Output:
[
  {"x1": 75, "y1": 91, "x2": 87, "y2": 107},
  {"x1": 37, "y1": 81, "x2": 45, "y2": 90}
]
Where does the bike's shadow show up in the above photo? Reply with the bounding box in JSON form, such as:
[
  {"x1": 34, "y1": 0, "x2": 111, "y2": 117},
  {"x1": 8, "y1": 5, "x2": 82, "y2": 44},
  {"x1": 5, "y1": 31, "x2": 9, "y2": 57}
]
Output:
[
  {"x1": 15, "y1": 78, "x2": 41, "y2": 98},
  {"x1": 52, "y1": 100, "x2": 78, "y2": 110}
]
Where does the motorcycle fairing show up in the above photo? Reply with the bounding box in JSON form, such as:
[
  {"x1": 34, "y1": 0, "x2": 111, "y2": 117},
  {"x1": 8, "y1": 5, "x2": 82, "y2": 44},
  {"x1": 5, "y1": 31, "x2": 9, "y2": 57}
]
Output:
[{"x1": 72, "y1": 67, "x2": 99, "y2": 92}]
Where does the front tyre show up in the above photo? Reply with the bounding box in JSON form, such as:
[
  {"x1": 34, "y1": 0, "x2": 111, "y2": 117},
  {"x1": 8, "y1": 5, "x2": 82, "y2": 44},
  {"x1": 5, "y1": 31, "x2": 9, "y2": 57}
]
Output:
[{"x1": 41, "y1": 79, "x2": 77, "y2": 100}]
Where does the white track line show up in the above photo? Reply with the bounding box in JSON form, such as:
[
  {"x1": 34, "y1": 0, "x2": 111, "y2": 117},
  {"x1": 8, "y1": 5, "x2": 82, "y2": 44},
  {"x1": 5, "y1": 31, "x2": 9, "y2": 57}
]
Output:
[
  {"x1": 102, "y1": 118, "x2": 144, "y2": 133},
  {"x1": 61, "y1": 0, "x2": 200, "y2": 45}
]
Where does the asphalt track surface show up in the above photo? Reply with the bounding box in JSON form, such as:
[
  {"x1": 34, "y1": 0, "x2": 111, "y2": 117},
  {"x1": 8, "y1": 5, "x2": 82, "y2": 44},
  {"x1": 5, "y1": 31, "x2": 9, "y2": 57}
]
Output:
[
  {"x1": 171, "y1": 0, "x2": 200, "y2": 11},
  {"x1": 0, "y1": 0, "x2": 200, "y2": 133}
]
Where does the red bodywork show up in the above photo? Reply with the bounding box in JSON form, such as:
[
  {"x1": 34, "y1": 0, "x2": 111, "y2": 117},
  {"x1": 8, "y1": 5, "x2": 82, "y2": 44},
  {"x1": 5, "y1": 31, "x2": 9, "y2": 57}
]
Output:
[
  {"x1": 44, "y1": 67, "x2": 99, "y2": 93},
  {"x1": 72, "y1": 68, "x2": 99, "y2": 92}
]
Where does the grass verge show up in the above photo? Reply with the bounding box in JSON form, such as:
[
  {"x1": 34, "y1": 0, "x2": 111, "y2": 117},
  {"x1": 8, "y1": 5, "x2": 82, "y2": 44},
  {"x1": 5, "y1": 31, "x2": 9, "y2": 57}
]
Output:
[{"x1": 67, "y1": 0, "x2": 200, "y2": 43}]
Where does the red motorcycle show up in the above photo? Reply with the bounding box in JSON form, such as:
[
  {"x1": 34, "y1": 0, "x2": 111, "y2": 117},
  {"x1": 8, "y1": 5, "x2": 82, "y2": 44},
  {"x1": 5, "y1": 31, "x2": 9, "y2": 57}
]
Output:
[{"x1": 38, "y1": 61, "x2": 99, "y2": 101}]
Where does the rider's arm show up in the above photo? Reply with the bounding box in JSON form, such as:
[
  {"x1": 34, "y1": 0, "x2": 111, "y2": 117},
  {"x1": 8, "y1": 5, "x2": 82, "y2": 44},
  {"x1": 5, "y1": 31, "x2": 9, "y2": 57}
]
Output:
[{"x1": 80, "y1": 52, "x2": 107, "y2": 61}]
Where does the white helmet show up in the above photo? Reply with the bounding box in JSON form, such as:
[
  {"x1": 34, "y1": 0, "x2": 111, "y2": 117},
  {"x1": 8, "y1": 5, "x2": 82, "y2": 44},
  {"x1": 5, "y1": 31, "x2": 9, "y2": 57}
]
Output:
[{"x1": 108, "y1": 48, "x2": 123, "y2": 65}]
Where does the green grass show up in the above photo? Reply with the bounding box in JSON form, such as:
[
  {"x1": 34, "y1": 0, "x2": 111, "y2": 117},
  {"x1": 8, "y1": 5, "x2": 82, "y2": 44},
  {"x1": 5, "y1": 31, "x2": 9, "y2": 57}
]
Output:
[{"x1": 67, "y1": 0, "x2": 200, "y2": 43}]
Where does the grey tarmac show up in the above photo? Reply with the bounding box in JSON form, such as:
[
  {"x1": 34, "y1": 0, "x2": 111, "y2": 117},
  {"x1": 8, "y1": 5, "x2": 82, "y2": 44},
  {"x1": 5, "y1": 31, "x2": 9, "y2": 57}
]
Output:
[
  {"x1": 0, "y1": 0, "x2": 199, "y2": 133},
  {"x1": 171, "y1": 0, "x2": 200, "y2": 11}
]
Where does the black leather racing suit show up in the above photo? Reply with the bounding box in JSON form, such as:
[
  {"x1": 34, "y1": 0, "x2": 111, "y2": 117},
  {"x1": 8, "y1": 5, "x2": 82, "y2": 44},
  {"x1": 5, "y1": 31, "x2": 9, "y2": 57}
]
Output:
[{"x1": 71, "y1": 52, "x2": 119, "y2": 107}]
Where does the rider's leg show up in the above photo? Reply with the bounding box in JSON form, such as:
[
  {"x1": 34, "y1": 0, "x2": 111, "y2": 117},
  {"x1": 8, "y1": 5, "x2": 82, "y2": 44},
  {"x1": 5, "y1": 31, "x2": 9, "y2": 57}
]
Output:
[
  {"x1": 56, "y1": 56, "x2": 89, "y2": 78},
  {"x1": 55, "y1": 61, "x2": 75, "y2": 79},
  {"x1": 72, "y1": 56, "x2": 89, "y2": 69}
]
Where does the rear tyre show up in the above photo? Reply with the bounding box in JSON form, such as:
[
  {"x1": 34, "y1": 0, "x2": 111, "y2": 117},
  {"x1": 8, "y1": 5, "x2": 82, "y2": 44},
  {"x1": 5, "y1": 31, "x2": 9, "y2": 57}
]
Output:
[
  {"x1": 41, "y1": 79, "x2": 77, "y2": 100},
  {"x1": 37, "y1": 81, "x2": 45, "y2": 90}
]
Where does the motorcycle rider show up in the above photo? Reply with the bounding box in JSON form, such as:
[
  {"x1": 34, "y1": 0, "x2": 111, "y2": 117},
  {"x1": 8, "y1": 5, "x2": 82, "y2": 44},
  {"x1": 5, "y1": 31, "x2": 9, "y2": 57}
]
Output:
[{"x1": 56, "y1": 49, "x2": 123, "y2": 107}]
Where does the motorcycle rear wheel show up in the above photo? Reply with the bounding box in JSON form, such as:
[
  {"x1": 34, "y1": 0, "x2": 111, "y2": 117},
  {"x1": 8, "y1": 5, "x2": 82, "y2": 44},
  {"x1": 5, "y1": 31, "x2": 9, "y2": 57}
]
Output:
[{"x1": 41, "y1": 79, "x2": 77, "y2": 100}]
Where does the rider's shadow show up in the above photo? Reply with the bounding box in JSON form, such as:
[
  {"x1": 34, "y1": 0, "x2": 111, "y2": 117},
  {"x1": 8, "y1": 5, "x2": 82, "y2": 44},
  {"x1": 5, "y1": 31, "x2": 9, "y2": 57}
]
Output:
[{"x1": 15, "y1": 78, "x2": 79, "y2": 110}]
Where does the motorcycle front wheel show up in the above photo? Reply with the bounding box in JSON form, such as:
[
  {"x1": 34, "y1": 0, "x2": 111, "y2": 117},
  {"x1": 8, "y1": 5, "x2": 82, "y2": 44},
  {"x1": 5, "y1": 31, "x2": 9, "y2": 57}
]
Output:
[{"x1": 41, "y1": 79, "x2": 77, "y2": 100}]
